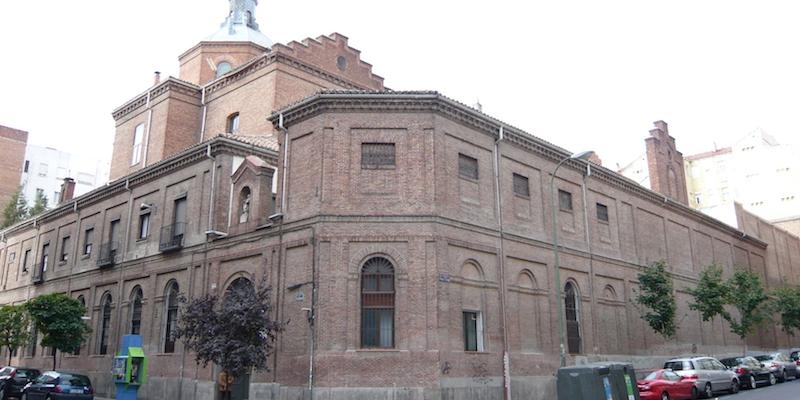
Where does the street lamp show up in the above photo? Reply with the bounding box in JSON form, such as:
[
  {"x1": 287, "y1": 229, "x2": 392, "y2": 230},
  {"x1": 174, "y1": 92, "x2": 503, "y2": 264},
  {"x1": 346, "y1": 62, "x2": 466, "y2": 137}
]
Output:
[{"x1": 550, "y1": 150, "x2": 594, "y2": 368}]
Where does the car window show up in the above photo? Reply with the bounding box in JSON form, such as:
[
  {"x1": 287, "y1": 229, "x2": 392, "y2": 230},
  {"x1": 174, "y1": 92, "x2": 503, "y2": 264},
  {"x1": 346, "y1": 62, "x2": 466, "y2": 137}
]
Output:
[
  {"x1": 778, "y1": 354, "x2": 788, "y2": 361},
  {"x1": 664, "y1": 370, "x2": 680, "y2": 381},
  {"x1": 719, "y1": 358, "x2": 736, "y2": 368},
  {"x1": 664, "y1": 361, "x2": 684, "y2": 371},
  {"x1": 0, "y1": 367, "x2": 12, "y2": 377},
  {"x1": 645, "y1": 371, "x2": 659, "y2": 380},
  {"x1": 712, "y1": 359, "x2": 726, "y2": 370},
  {"x1": 60, "y1": 374, "x2": 91, "y2": 387},
  {"x1": 16, "y1": 370, "x2": 28, "y2": 378},
  {"x1": 754, "y1": 355, "x2": 770, "y2": 362}
]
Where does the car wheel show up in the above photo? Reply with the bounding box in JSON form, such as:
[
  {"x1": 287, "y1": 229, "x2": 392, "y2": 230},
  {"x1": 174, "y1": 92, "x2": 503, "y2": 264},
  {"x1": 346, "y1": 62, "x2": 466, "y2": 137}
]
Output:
[
  {"x1": 661, "y1": 392, "x2": 670, "y2": 400},
  {"x1": 729, "y1": 378, "x2": 739, "y2": 394},
  {"x1": 769, "y1": 373, "x2": 777, "y2": 386},
  {"x1": 748, "y1": 374, "x2": 757, "y2": 390},
  {"x1": 703, "y1": 382, "x2": 713, "y2": 399},
  {"x1": 690, "y1": 386, "x2": 699, "y2": 400}
]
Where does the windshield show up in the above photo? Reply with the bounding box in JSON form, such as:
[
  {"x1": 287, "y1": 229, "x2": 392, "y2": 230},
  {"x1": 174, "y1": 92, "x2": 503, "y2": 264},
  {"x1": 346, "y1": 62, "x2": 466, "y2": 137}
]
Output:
[
  {"x1": 753, "y1": 355, "x2": 772, "y2": 362},
  {"x1": 60, "y1": 374, "x2": 91, "y2": 387},
  {"x1": 664, "y1": 361, "x2": 688, "y2": 371},
  {"x1": 644, "y1": 371, "x2": 659, "y2": 380}
]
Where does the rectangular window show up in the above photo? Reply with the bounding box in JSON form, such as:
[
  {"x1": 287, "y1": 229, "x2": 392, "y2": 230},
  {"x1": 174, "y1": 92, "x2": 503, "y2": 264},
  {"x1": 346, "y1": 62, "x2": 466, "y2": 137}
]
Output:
[
  {"x1": 463, "y1": 311, "x2": 484, "y2": 352},
  {"x1": 8, "y1": 252, "x2": 15, "y2": 262},
  {"x1": 22, "y1": 249, "x2": 30, "y2": 272},
  {"x1": 110, "y1": 219, "x2": 121, "y2": 249},
  {"x1": 596, "y1": 203, "x2": 609, "y2": 223},
  {"x1": 558, "y1": 189, "x2": 573, "y2": 212},
  {"x1": 512, "y1": 173, "x2": 530, "y2": 197},
  {"x1": 60, "y1": 236, "x2": 70, "y2": 262},
  {"x1": 40, "y1": 243, "x2": 49, "y2": 273},
  {"x1": 458, "y1": 153, "x2": 479, "y2": 180},
  {"x1": 23, "y1": 160, "x2": 29, "y2": 173},
  {"x1": 38, "y1": 164, "x2": 48, "y2": 177},
  {"x1": 138, "y1": 213, "x2": 150, "y2": 239},
  {"x1": 361, "y1": 143, "x2": 396, "y2": 169},
  {"x1": 83, "y1": 228, "x2": 94, "y2": 255},
  {"x1": 132, "y1": 123, "x2": 144, "y2": 165}
]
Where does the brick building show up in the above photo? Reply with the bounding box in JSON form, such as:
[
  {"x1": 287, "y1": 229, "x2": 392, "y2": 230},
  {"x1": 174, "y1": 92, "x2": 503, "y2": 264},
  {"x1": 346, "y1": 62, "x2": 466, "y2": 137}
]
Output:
[
  {"x1": 0, "y1": 125, "x2": 28, "y2": 209},
  {"x1": 1, "y1": 2, "x2": 799, "y2": 400}
]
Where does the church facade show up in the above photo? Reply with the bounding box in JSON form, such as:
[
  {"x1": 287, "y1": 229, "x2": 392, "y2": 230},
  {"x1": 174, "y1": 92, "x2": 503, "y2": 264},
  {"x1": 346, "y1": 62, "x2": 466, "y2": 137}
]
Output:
[{"x1": 1, "y1": 2, "x2": 799, "y2": 400}]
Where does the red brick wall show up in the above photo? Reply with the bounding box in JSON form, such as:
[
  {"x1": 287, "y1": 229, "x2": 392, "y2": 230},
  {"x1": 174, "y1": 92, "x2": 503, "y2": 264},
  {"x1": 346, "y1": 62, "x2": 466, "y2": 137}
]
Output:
[{"x1": 0, "y1": 125, "x2": 28, "y2": 208}]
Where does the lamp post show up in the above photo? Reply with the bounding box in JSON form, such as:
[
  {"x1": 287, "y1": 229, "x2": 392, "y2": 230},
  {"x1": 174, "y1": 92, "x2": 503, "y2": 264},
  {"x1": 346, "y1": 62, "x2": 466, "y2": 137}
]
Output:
[{"x1": 550, "y1": 150, "x2": 594, "y2": 368}]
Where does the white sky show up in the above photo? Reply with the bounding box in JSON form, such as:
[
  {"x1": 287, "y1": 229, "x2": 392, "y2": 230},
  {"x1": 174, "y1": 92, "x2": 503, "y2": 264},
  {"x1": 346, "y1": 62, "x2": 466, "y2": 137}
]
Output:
[{"x1": 1, "y1": 0, "x2": 799, "y2": 172}]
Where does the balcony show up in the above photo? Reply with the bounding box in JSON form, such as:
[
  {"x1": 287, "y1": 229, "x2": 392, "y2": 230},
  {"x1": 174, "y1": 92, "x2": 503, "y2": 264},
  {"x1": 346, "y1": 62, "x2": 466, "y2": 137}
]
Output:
[
  {"x1": 97, "y1": 242, "x2": 118, "y2": 268},
  {"x1": 159, "y1": 223, "x2": 185, "y2": 253}
]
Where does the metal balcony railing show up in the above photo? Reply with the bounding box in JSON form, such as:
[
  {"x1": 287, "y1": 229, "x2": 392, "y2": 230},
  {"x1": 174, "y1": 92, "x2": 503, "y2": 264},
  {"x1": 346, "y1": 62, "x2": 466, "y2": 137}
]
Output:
[
  {"x1": 159, "y1": 223, "x2": 186, "y2": 253},
  {"x1": 97, "y1": 242, "x2": 118, "y2": 268}
]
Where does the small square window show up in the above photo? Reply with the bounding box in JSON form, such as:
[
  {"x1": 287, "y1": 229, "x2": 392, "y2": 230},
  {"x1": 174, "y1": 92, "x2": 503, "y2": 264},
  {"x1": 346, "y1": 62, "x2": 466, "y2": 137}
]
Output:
[
  {"x1": 458, "y1": 154, "x2": 478, "y2": 180},
  {"x1": 361, "y1": 143, "x2": 396, "y2": 169},
  {"x1": 558, "y1": 190, "x2": 573, "y2": 212},
  {"x1": 513, "y1": 173, "x2": 530, "y2": 197},
  {"x1": 596, "y1": 203, "x2": 609, "y2": 222}
]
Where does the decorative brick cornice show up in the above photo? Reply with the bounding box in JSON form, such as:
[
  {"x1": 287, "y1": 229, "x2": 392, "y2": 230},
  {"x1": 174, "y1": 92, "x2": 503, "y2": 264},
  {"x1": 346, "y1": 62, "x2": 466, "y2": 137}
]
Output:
[
  {"x1": 111, "y1": 78, "x2": 201, "y2": 121},
  {"x1": 270, "y1": 91, "x2": 768, "y2": 249},
  {"x1": 1, "y1": 137, "x2": 278, "y2": 235}
]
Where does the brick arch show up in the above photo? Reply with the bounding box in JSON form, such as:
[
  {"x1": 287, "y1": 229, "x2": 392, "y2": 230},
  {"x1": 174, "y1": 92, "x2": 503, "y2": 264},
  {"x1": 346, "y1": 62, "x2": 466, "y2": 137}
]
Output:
[
  {"x1": 222, "y1": 271, "x2": 256, "y2": 293},
  {"x1": 460, "y1": 259, "x2": 485, "y2": 281},
  {"x1": 517, "y1": 269, "x2": 538, "y2": 289},
  {"x1": 603, "y1": 284, "x2": 617, "y2": 300},
  {"x1": 349, "y1": 245, "x2": 406, "y2": 276}
]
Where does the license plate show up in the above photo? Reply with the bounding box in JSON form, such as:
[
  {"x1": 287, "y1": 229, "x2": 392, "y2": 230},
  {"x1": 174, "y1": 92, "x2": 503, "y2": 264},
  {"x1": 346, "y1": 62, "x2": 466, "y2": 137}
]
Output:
[{"x1": 70, "y1": 389, "x2": 84, "y2": 393}]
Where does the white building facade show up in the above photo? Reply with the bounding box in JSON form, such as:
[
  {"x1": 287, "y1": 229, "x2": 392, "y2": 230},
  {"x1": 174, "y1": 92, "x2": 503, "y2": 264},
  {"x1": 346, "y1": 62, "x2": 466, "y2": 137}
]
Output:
[{"x1": 20, "y1": 144, "x2": 109, "y2": 207}]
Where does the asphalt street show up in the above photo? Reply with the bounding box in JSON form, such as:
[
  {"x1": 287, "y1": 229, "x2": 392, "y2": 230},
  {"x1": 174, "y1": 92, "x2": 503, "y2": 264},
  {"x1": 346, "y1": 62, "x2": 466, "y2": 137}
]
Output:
[{"x1": 708, "y1": 376, "x2": 800, "y2": 400}]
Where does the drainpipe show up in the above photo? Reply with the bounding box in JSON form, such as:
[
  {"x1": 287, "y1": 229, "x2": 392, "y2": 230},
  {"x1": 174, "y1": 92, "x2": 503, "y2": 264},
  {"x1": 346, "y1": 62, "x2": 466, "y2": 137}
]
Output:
[
  {"x1": 493, "y1": 126, "x2": 511, "y2": 400},
  {"x1": 199, "y1": 86, "x2": 208, "y2": 142},
  {"x1": 580, "y1": 164, "x2": 598, "y2": 355},
  {"x1": 307, "y1": 226, "x2": 318, "y2": 399},
  {"x1": 271, "y1": 114, "x2": 290, "y2": 382}
]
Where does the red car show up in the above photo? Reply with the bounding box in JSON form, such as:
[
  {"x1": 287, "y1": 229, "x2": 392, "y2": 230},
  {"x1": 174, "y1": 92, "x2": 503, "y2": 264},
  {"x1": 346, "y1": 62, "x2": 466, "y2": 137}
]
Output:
[{"x1": 637, "y1": 369, "x2": 698, "y2": 400}]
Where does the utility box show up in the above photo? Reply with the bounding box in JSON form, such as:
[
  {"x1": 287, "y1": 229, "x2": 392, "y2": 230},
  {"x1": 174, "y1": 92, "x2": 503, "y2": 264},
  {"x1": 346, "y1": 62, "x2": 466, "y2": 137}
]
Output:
[{"x1": 557, "y1": 362, "x2": 640, "y2": 400}]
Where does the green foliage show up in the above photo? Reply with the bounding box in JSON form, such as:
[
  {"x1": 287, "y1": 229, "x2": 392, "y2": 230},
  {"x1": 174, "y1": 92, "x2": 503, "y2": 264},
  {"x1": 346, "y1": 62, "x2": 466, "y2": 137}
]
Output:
[
  {"x1": 0, "y1": 304, "x2": 30, "y2": 365},
  {"x1": 688, "y1": 264, "x2": 768, "y2": 342},
  {"x1": 1, "y1": 187, "x2": 28, "y2": 228},
  {"x1": 726, "y1": 269, "x2": 768, "y2": 339},
  {"x1": 175, "y1": 277, "x2": 284, "y2": 380},
  {"x1": 687, "y1": 264, "x2": 730, "y2": 322},
  {"x1": 26, "y1": 293, "x2": 91, "y2": 369},
  {"x1": 28, "y1": 190, "x2": 48, "y2": 218},
  {"x1": 635, "y1": 261, "x2": 677, "y2": 339},
  {"x1": 770, "y1": 286, "x2": 800, "y2": 335}
]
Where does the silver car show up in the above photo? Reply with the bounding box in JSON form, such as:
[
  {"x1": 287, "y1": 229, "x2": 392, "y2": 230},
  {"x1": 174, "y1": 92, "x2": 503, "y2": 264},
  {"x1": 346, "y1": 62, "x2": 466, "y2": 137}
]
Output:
[
  {"x1": 753, "y1": 352, "x2": 799, "y2": 382},
  {"x1": 663, "y1": 356, "x2": 740, "y2": 398}
]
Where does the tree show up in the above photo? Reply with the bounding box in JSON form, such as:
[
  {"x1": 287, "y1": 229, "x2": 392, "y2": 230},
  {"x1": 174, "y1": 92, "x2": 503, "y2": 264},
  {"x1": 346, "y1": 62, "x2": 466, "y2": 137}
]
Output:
[
  {"x1": 1, "y1": 187, "x2": 28, "y2": 228},
  {"x1": 635, "y1": 260, "x2": 678, "y2": 339},
  {"x1": 0, "y1": 304, "x2": 30, "y2": 365},
  {"x1": 688, "y1": 264, "x2": 768, "y2": 353},
  {"x1": 26, "y1": 293, "x2": 91, "y2": 369},
  {"x1": 28, "y1": 190, "x2": 48, "y2": 218},
  {"x1": 771, "y1": 286, "x2": 800, "y2": 335},
  {"x1": 175, "y1": 277, "x2": 284, "y2": 384}
]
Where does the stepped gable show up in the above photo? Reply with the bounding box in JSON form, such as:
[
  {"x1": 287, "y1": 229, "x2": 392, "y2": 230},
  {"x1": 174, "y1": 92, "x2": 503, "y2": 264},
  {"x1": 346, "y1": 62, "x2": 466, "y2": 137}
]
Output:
[{"x1": 271, "y1": 33, "x2": 384, "y2": 90}]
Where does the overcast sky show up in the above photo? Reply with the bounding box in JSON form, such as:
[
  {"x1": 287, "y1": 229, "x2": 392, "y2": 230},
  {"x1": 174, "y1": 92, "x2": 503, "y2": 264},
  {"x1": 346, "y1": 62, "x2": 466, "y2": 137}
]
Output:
[{"x1": 1, "y1": 0, "x2": 798, "y2": 173}]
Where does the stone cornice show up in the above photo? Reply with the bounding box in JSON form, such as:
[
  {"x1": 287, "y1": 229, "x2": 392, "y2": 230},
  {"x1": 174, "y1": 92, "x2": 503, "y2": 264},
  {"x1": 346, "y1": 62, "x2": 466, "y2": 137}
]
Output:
[
  {"x1": 111, "y1": 78, "x2": 201, "y2": 121},
  {"x1": 1, "y1": 137, "x2": 278, "y2": 236},
  {"x1": 269, "y1": 91, "x2": 767, "y2": 249}
]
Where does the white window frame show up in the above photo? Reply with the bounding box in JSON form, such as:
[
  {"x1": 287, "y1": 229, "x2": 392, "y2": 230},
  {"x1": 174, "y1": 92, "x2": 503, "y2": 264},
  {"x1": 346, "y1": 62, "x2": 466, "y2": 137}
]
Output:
[
  {"x1": 463, "y1": 310, "x2": 485, "y2": 352},
  {"x1": 132, "y1": 123, "x2": 144, "y2": 165}
]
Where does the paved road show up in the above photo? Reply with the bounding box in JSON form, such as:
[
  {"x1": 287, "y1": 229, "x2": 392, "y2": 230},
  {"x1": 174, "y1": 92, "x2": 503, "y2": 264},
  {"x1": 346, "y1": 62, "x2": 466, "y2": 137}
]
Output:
[{"x1": 709, "y1": 376, "x2": 800, "y2": 400}]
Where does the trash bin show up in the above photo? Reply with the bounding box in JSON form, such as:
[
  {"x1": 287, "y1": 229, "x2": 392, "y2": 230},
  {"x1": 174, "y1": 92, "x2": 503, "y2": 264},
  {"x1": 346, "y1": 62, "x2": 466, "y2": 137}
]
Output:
[{"x1": 557, "y1": 362, "x2": 640, "y2": 400}]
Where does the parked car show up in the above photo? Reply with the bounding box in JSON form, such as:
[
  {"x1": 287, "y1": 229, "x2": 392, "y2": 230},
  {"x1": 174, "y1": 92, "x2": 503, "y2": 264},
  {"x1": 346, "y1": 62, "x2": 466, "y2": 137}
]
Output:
[
  {"x1": 753, "y1": 352, "x2": 799, "y2": 382},
  {"x1": 663, "y1": 356, "x2": 739, "y2": 398},
  {"x1": 637, "y1": 369, "x2": 698, "y2": 400},
  {"x1": 789, "y1": 348, "x2": 800, "y2": 366},
  {"x1": 0, "y1": 366, "x2": 41, "y2": 400},
  {"x1": 719, "y1": 356, "x2": 775, "y2": 389},
  {"x1": 21, "y1": 370, "x2": 93, "y2": 400}
]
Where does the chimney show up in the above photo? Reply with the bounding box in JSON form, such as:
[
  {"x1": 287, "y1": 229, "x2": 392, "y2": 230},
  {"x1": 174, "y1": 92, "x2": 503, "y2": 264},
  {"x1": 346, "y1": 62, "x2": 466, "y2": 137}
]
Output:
[
  {"x1": 153, "y1": 71, "x2": 161, "y2": 85},
  {"x1": 59, "y1": 177, "x2": 76, "y2": 204}
]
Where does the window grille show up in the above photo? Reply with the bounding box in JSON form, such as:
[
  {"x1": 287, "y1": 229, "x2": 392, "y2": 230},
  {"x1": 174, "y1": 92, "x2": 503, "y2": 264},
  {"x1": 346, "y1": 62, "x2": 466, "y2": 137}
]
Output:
[
  {"x1": 361, "y1": 143, "x2": 396, "y2": 169},
  {"x1": 458, "y1": 154, "x2": 478, "y2": 180},
  {"x1": 513, "y1": 173, "x2": 530, "y2": 197},
  {"x1": 558, "y1": 190, "x2": 573, "y2": 212},
  {"x1": 596, "y1": 203, "x2": 609, "y2": 222},
  {"x1": 361, "y1": 257, "x2": 395, "y2": 348}
]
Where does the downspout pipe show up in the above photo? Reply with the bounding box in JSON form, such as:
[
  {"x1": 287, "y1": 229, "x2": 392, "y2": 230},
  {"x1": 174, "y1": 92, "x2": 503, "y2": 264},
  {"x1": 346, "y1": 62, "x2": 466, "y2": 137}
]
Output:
[
  {"x1": 271, "y1": 114, "x2": 290, "y2": 382},
  {"x1": 493, "y1": 126, "x2": 512, "y2": 400}
]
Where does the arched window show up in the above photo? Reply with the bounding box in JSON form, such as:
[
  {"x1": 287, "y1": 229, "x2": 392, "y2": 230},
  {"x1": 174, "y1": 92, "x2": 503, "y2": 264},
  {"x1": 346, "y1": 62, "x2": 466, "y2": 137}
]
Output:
[
  {"x1": 130, "y1": 287, "x2": 143, "y2": 335},
  {"x1": 360, "y1": 257, "x2": 395, "y2": 348},
  {"x1": 164, "y1": 281, "x2": 179, "y2": 353},
  {"x1": 239, "y1": 187, "x2": 252, "y2": 224},
  {"x1": 226, "y1": 112, "x2": 240, "y2": 134},
  {"x1": 99, "y1": 293, "x2": 113, "y2": 355},
  {"x1": 216, "y1": 61, "x2": 232, "y2": 78},
  {"x1": 564, "y1": 282, "x2": 581, "y2": 354}
]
